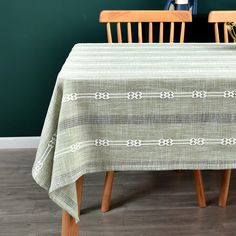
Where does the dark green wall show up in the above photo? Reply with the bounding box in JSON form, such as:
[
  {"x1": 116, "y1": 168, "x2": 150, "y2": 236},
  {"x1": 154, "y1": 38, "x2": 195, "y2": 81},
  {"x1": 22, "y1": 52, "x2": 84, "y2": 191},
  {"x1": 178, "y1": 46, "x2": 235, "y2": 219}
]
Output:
[{"x1": 1, "y1": 1, "x2": 236, "y2": 137}]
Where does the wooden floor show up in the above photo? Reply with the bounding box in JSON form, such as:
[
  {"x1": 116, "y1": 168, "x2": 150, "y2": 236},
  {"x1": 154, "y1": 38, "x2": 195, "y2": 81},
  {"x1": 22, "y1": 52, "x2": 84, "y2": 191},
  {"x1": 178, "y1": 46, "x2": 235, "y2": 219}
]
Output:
[{"x1": 0, "y1": 150, "x2": 236, "y2": 236}]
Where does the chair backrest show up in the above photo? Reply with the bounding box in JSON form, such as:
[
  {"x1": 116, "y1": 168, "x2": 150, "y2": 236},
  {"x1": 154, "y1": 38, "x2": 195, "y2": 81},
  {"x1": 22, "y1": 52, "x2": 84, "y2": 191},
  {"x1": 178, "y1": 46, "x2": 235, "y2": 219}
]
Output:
[
  {"x1": 99, "y1": 10, "x2": 192, "y2": 43},
  {"x1": 208, "y1": 11, "x2": 236, "y2": 43}
]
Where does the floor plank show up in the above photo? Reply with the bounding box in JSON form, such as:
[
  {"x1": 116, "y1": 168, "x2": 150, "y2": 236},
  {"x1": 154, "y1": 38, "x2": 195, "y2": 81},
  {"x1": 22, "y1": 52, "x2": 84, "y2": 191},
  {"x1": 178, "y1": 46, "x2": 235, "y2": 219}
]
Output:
[{"x1": 0, "y1": 149, "x2": 235, "y2": 235}]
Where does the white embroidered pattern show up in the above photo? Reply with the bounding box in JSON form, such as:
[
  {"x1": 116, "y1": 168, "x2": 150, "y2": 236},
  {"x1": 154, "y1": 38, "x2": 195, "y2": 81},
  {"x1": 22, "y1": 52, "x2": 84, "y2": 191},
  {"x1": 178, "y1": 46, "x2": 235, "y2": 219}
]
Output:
[
  {"x1": 127, "y1": 139, "x2": 141, "y2": 146},
  {"x1": 62, "y1": 90, "x2": 236, "y2": 102},
  {"x1": 160, "y1": 91, "x2": 174, "y2": 99},
  {"x1": 189, "y1": 138, "x2": 205, "y2": 145},
  {"x1": 62, "y1": 93, "x2": 78, "y2": 102},
  {"x1": 192, "y1": 91, "x2": 207, "y2": 98},
  {"x1": 53, "y1": 138, "x2": 236, "y2": 157},
  {"x1": 70, "y1": 143, "x2": 80, "y2": 152},
  {"x1": 95, "y1": 92, "x2": 110, "y2": 100},
  {"x1": 32, "y1": 134, "x2": 57, "y2": 177},
  {"x1": 221, "y1": 138, "x2": 236, "y2": 145},
  {"x1": 95, "y1": 139, "x2": 110, "y2": 146},
  {"x1": 127, "y1": 92, "x2": 142, "y2": 99},
  {"x1": 223, "y1": 91, "x2": 236, "y2": 98},
  {"x1": 158, "y1": 139, "x2": 173, "y2": 146}
]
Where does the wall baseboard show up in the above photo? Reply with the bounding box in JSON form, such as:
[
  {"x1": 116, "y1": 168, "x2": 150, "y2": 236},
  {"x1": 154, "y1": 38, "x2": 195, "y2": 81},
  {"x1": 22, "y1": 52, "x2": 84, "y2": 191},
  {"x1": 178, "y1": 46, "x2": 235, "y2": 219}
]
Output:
[{"x1": 0, "y1": 137, "x2": 40, "y2": 149}]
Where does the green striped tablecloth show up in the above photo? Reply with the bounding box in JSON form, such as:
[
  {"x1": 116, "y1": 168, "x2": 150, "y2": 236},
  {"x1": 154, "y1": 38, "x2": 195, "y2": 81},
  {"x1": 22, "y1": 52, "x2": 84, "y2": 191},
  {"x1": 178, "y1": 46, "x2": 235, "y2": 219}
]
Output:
[{"x1": 32, "y1": 43, "x2": 236, "y2": 221}]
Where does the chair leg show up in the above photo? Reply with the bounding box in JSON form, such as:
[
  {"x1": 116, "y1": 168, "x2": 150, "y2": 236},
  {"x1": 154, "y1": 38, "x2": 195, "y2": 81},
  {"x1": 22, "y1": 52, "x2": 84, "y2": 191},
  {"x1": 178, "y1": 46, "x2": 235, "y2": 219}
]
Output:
[
  {"x1": 61, "y1": 176, "x2": 84, "y2": 236},
  {"x1": 219, "y1": 169, "x2": 232, "y2": 207},
  {"x1": 193, "y1": 170, "x2": 206, "y2": 208},
  {"x1": 101, "y1": 171, "x2": 115, "y2": 213}
]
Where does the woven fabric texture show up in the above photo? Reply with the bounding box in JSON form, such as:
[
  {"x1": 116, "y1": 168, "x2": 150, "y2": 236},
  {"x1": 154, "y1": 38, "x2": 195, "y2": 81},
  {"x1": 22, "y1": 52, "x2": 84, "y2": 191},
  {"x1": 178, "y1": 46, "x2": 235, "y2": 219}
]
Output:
[{"x1": 32, "y1": 43, "x2": 236, "y2": 221}]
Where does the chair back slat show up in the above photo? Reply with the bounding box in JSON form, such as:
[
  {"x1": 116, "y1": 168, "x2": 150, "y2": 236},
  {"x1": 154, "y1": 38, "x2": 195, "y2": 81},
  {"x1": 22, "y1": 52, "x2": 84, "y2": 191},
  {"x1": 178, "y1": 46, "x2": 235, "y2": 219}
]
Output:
[
  {"x1": 180, "y1": 22, "x2": 185, "y2": 43},
  {"x1": 208, "y1": 11, "x2": 236, "y2": 43},
  {"x1": 106, "y1": 23, "x2": 112, "y2": 43},
  {"x1": 100, "y1": 10, "x2": 192, "y2": 43},
  {"x1": 169, "y1": 22, "x2": 175, "y2": 43},
  {"x1": 224, "y1": 23, "x2": 229, "y2": 43},
  {"x1": 117, "y1": 23, "x2": 122, "y2": 43},
  {"x1": 138, "y1": 22, "x2": 143, "y2": 43},
  {"x1": 159, "y1": 22, "x2": 164, "y2": 43},
  {"x1": 149, "y1": 22, "x2": 153, "y2": 43},
  {"x1": 127, "y1": 22, "x2": 132, "y2": 43},
  {"x1": 214, "y1": 23, "x2": 220, "y2": 43}
]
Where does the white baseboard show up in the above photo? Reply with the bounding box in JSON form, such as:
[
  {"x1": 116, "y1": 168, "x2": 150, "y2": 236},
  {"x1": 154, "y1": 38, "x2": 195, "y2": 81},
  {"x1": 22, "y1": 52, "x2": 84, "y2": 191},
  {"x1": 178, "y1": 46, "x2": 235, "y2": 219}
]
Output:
[{"x1": 0, "y1": 137, "x2": 40, "y2": 149}]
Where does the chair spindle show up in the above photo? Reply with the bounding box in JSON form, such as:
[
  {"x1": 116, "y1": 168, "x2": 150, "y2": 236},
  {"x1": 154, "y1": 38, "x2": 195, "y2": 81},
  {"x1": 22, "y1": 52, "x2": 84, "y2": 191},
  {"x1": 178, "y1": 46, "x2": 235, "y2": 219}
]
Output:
[
  {"x1": 170, "y1": 22, "x2": 175, "y2": 43},
  {"x1": 106, "y1": 23, "x2": 113, "y2": 43},
  {"x1": 138, "y1": 22, "x2": 143, "y2": 43},
  {"x1": 159, "y1": 22, "x2": 164, "y2": 43},
  {"x1": 214, "y1": 23, "x2": 220, "y2": 43},
  {"x1": 127, "y1": 22, "x2": 132, "y2": 43},
  {"x1": 224, "y1": 22, "x2": 229, "y2": 43},
  {"x1": 149, "y1": 22, "x2": 153, "y2": 43},
  {"x1": 180, "y1": 22, "x2": 185, "y2": 43},
  {"x1": 117, "y1": 23, "x2": 122, "y2": 43}
]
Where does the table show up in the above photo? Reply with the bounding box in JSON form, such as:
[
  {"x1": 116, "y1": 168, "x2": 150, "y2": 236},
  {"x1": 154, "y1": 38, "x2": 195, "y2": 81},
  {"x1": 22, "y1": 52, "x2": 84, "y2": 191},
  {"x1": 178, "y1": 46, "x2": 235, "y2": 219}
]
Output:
[{"x1": 32, "y1": 43, "x2": 236, "y2": 230}]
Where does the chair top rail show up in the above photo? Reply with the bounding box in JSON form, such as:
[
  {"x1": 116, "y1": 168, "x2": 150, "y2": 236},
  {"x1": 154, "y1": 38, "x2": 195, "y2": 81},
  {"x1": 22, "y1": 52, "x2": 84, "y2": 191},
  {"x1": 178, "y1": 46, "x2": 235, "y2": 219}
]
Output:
[
  {"x1": 100, "y1": 10, "x2": 192, "y2": 23},
  {"x1": 208, "y1": 11, "x2": 236, "y2": 23}
]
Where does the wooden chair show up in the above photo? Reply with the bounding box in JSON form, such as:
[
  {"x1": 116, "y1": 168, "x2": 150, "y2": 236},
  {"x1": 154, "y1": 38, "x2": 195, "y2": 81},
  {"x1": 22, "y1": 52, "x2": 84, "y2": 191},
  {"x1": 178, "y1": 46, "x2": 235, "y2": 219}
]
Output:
[
  {"x1": 99, "y1": 10, "x2": 206, "y2": 214},
  {"x1": 208, "y1": 11, "x2": 236, "y2": 208}
]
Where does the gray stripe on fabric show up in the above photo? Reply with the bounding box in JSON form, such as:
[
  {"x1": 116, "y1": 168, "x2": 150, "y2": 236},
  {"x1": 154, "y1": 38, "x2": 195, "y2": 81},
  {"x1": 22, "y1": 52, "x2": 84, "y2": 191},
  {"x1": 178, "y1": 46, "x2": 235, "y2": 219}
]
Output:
[
  {"x1": 52, "y1": 159, "x2": 236, "y2": 189},
  {"x1": 59, "y1": 114, "x2": 236, "y2": 130}
]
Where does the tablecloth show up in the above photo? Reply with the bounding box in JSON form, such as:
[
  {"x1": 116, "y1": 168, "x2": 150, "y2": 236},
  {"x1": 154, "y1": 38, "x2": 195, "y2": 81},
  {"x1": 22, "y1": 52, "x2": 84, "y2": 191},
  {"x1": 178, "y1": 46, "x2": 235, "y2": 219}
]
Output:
[{"x1": 32, "y1": 43, "x2": 236, "y2": 221}]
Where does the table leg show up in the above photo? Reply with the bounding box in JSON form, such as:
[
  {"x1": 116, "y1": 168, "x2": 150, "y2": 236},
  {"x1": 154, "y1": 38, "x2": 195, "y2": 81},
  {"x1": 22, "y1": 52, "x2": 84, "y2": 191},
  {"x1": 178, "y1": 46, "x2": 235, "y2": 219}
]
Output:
[
  {"x1": 61, "y1": 176, "x2": 84, "y2": 236},
  {"x1": 101, "y1": 171, "x2": 115, "y2": 213},
  {"x1": 193, "y1": 170, "x2": 206, "y2": 208},
  {"x1": 219, "y1": 169, "x2": 231, "y2": 207}
]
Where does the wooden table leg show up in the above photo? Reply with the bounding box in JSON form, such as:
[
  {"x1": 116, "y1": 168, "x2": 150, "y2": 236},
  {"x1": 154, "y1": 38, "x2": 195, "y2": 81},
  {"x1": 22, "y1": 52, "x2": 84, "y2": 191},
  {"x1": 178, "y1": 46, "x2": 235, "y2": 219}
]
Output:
[
  {"x1": 193, "y1": 170, "x2": 206, "y2": 208},
  {"x1": 101, "y1": 171, "x2": 115, "y2": 213},
  {"x1": 219, "y1": 169, "x2": 231, "y2": 207},
  {"x1": 61, "y1": 176, "x2": 84, "y2": 236}
]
